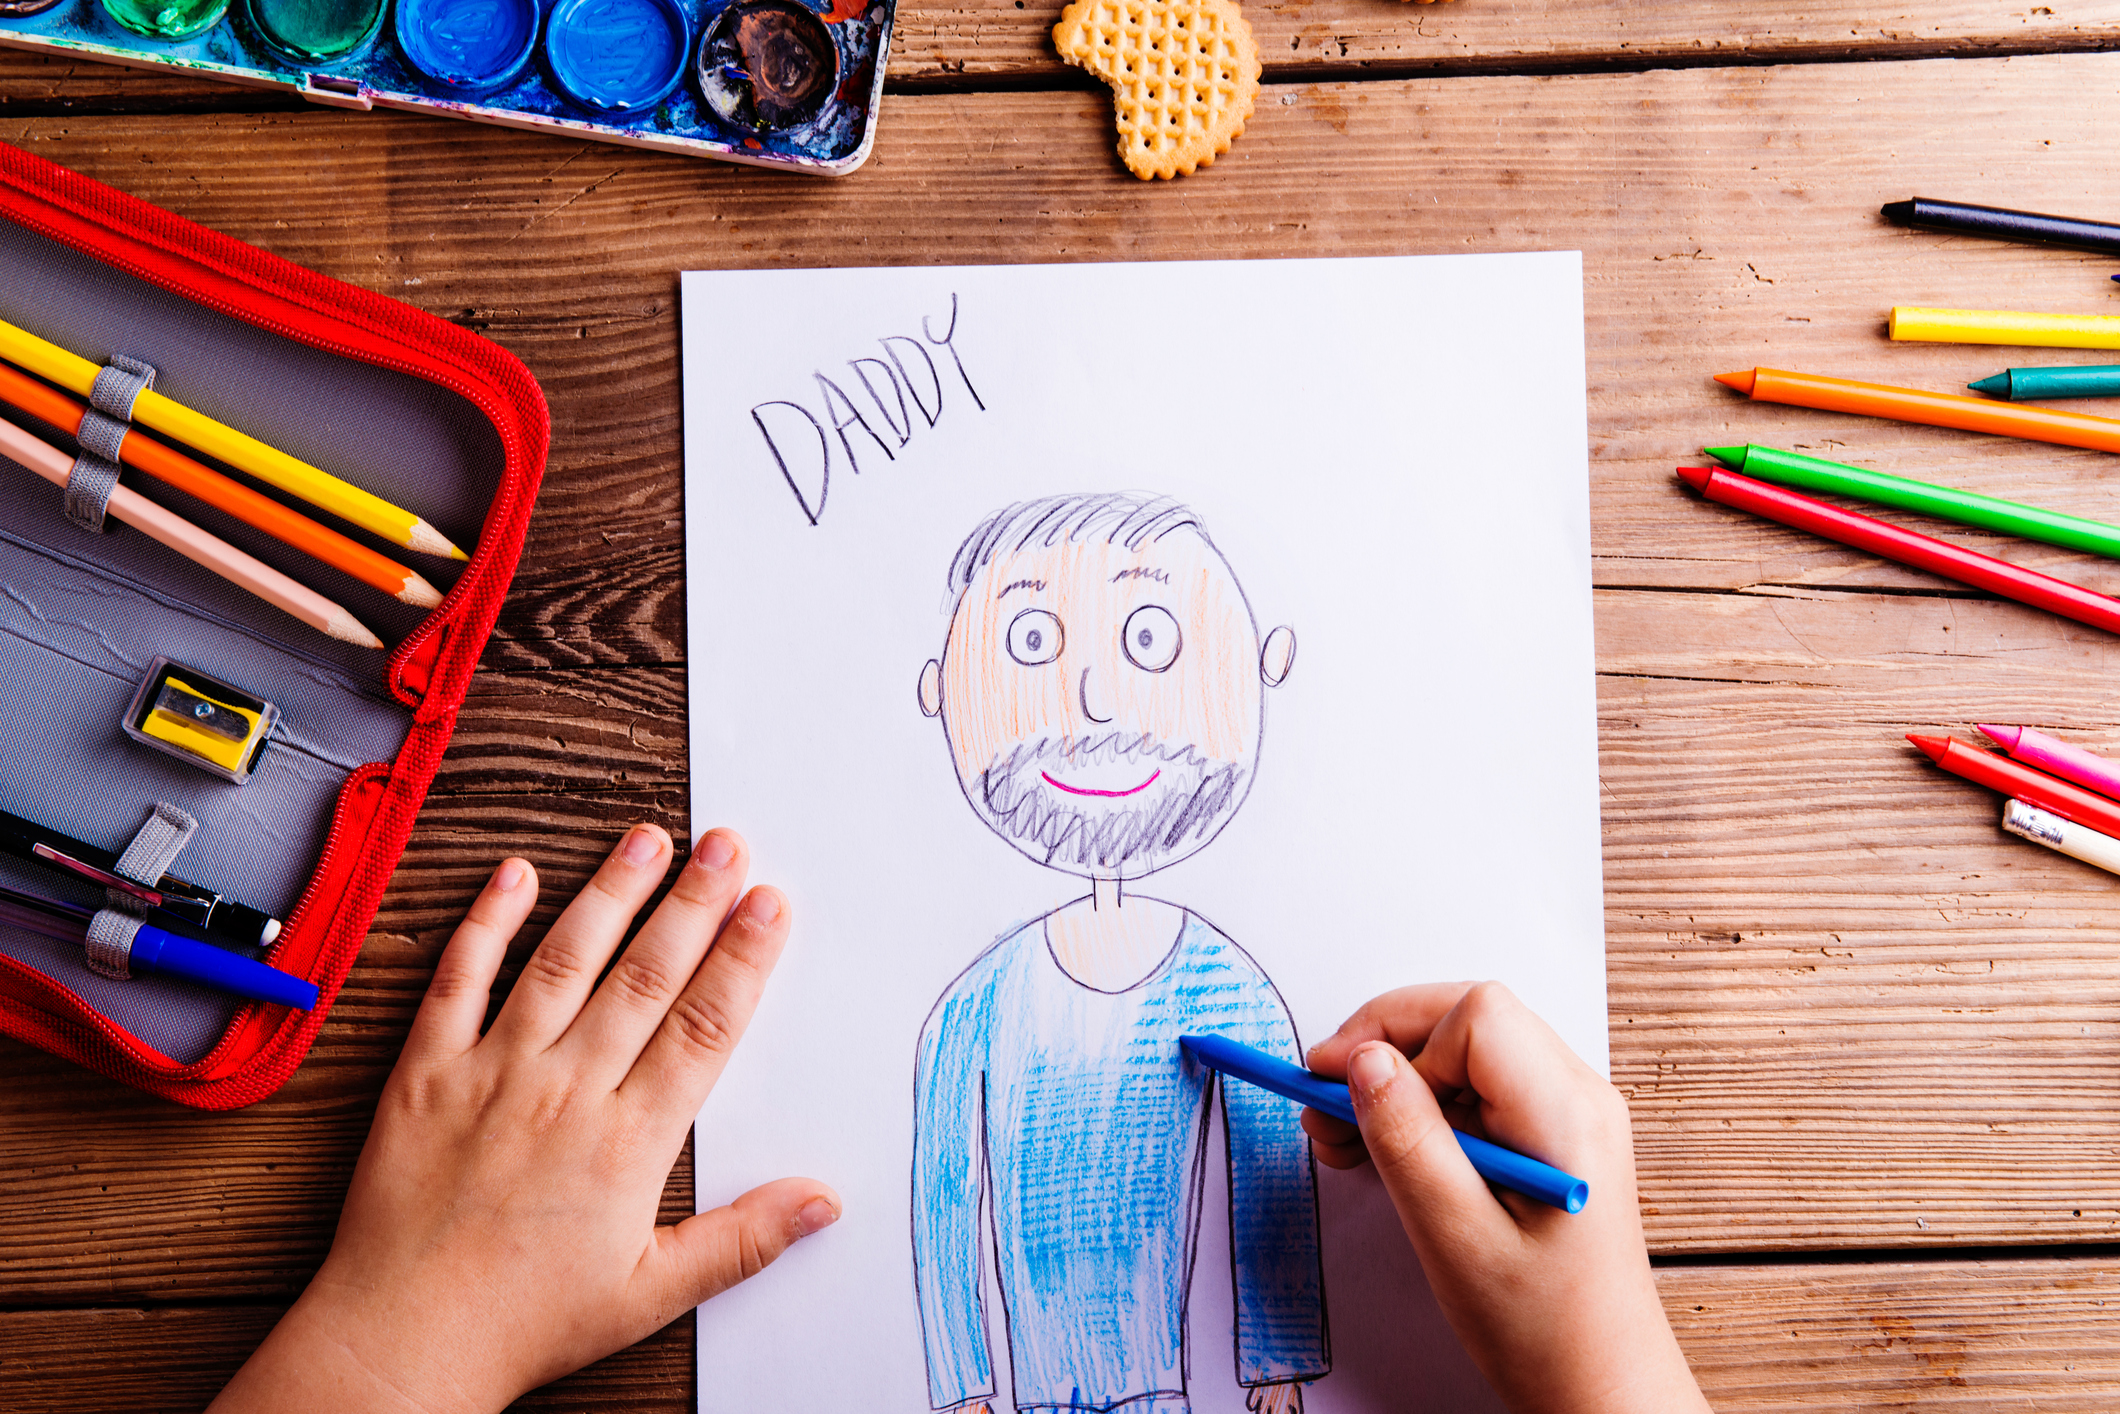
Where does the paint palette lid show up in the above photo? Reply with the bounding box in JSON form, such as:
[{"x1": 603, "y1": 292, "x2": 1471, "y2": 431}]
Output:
[{"x1": 545, "y1": 0, "x2": 691, "y2": 114}]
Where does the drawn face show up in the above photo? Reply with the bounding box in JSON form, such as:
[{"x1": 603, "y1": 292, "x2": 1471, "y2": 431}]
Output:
[{"x1": 929, "y1": 526, "x2": 1267, "y2": 880}]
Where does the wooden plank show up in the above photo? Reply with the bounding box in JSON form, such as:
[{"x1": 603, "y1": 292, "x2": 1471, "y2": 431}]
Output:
[
  {"x1": 9, "y1": 48, "x2": 2120, "y2": 1292},
  {"x1": 1662, "y1": 1257, "x2": 2120, "y2": 1410},
  {"x1": 6, "y1": 1258, "x2": 2120, "y2": 1411},
  {"x1": 4, "y1": 1, "x2": 2120, "y2": 93},
  {"x1": 13, "y1": 54, "x2": 2120, "y2": 659},
  {"x1": 0, "y1": 1305, "x2": 689, "y2": 1412}
]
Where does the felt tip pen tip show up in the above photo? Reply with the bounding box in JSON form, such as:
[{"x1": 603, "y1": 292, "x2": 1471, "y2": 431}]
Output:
[
  {"x1": 1880, "y1": 199, "x2": 1915, "y2": 224},
  {"x1": 1702, "y1": 445, "x2": 1745, "y2": 468},
  {"x1": 1977, "y1": 724, "x2": 2024, "y2": 751},
  {"x1": 1714, "y1": 369, "x2": 1757, "y2": 395},
  {"x1": 1674, "y1": 466, "x2": 1713, "y2": 492},
  {"x1": 1967, "y1": 372, "x2": 2011, "y2": 398},
  {"x1": 1906, "y1": 733, "x2": 1951, "y2": 763}
]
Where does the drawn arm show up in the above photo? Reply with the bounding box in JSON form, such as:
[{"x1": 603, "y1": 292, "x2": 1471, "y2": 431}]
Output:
[
  {"x1": 912, "y1": 990, "x2": 995, "y2": 1411},
  {"x1": 1217, "y1": 976, "x2": 1330, "y2": 1389}
]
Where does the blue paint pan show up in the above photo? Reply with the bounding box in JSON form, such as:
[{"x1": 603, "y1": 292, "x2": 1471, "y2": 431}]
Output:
[
  {"x1": 396, "y1": 0, "x2": 538, "y2": 90},
  {"x1": 544, "y1": 0, "x2": 690, "y2": 115}
]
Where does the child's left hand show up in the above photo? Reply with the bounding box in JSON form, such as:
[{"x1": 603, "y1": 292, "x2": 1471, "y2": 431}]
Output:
[{"x1": 210, "y1": 823, "x2": 839, "y2": 1414}]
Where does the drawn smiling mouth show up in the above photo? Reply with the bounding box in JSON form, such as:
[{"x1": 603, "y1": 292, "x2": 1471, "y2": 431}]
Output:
[{"x1": 1040, "y1": 768, "x2": 1162, "y2": 798}]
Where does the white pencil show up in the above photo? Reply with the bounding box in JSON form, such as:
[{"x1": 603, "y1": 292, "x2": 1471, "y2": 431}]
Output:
[
  {"x1": 2002, "y1": 799, "x2": 2120, "y2": 878},
  {"x1": 0, "y1": 415, "x2": 384, "y2": 650}
]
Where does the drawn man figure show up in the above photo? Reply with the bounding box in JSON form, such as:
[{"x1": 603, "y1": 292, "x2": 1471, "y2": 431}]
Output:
[{"x1": 912, "y1": 492, "x2": 1327, "y2": 1414}]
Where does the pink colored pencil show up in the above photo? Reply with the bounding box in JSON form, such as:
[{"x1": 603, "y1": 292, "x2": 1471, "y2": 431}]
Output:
[
  {"x1": 0, "y1": 413, "x2": 383, "y2": 649},
  {"x1": 1978, "y1": 724, "x2": 2120, "y2": 803}
]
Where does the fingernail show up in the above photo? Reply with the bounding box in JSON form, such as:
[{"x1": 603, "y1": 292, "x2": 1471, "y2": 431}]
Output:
[
  {"x1": 495, "y1": 858, "x2": 529, "y2": 893},
  {"x1": 744, "y1": 889, "x2": 782, "y2": 926},
  {"x1": 1347, "y1": 1043, "x2": 1397, "y2": 1103},
  {"x1": 797, "y1": 1197, "x2": 839, "y2": 1237},
  {"x1": 691, "y1": 832, "x2": 736, "y2": 873},
  {"x1": 620, "y1": 827, "x2": 662, "y2": 867}
]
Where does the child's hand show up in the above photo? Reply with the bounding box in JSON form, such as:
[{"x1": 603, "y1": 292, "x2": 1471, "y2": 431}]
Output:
[
  {"x1": 211, "y1": 824, "x2": 838, "y2": 1414},
  {"x1": 1304, "y1": 983, "x2": 1707, "y2": 1414}
]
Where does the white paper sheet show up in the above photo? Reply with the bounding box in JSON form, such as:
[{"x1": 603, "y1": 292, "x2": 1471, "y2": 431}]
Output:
[{"x1": 681, "y1": 253, "x2": 1602, "y2": 1414}]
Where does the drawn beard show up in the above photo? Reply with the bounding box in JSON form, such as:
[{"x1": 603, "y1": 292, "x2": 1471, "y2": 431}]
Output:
[{"x1": 974, "y1": 732, "x2": 1247, "y2": 875}]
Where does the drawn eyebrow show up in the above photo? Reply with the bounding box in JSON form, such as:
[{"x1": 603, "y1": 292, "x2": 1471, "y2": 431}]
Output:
[
  {"x1": 1110, "y1": 567, "x2": 1171, "y2": 585},
  {"x1": 996, "y1": 578, "x2": 1048, "y2": 598}
]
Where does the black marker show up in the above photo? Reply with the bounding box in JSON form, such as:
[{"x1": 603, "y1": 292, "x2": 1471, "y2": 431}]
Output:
[
  {"x1": 0, "y1": 808, "x2": 281, "y2": 950},
  {"x1": 1882, "y1": 197, "x2": 2120, "y2": 256}
]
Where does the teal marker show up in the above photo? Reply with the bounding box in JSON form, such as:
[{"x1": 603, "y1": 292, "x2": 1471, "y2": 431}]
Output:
[
  {"x1": 1703, "y1": 444, "x2": 2120, "y2": 561},
  {"x1": 1970, "y1": 366, "x2": 2120, "y2": 401}
]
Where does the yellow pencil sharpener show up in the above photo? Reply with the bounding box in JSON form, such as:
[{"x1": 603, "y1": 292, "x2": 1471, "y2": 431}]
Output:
[{"x1": 121, "y1": 658, "x2": 280, "y2": 784}]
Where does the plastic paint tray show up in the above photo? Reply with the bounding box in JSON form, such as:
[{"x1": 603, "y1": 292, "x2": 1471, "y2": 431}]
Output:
[{"x1": 0, "y1": 0, "x2": 893, "y2": 175}]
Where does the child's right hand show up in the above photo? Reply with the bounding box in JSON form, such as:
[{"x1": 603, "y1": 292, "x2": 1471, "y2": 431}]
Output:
[{"x1": 1303, "y1": 983, "x2": 1710, "y2": 1414}]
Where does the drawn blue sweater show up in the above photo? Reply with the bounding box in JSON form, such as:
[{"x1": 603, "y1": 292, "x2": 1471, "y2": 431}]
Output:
[{"x1": 912, "y1": 909, "x2": 1329, "y2": 1412}]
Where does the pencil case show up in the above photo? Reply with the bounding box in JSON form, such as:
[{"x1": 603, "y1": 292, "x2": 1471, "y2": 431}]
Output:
[{"x1": 0, "y1": 140, "x2": 547, "y2": 1108}]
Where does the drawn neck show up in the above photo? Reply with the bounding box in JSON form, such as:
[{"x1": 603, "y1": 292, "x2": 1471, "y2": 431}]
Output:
[{"x1": 1044, "y1": 883, "x2": 1185, "y2": 993}]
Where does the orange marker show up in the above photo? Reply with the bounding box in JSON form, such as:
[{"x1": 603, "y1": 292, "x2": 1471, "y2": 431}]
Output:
[
  {"x1": 0, "y1": 362, "x2": 440, "y2": 608},
  {"x1": 1715, "y1": 367, "x2": 2120, "y2": 454}
]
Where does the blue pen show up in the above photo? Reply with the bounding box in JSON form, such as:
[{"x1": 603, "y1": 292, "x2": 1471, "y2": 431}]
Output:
[
  {"x1": 1178, "y1": 1033, "x2": 1589, "y2": 1214},
  {"x1": 0, "y1": 884, "x2": 317, "y2": 1011}
]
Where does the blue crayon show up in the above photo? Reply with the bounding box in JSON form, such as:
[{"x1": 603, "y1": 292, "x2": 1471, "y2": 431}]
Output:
[{"x1": 1179, "y1": 1032, "x2": 1590, "y2": 1214}]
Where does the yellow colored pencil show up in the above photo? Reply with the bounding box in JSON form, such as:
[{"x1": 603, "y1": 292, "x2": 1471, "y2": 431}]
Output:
[
  {"x1": 0, "y1": 414, "x2": 384, "y2": 649},
  {"x1": 0, "y1": 316, "x2": 467, "y2": 561},
  {"x1": 1890, "y1": 306, "x2": 2120, "y2": 350}
]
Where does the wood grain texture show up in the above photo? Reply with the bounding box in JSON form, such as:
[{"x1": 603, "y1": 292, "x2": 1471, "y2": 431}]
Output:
[
  {"x1": 1662, "y1": 1257, "x2": 2120, "y2": 1409},
  {"x1": 0, "y1": 46, "x2": 2118, "y2": 1287},
  {"x1": 3, "y1": 0, "x2": 2120, "y2": 93},
  {"x1": 6, "y1": 1259, "x2": 2120, "y2": 1411},
  {"x1": 9, "y1": 39, "x2": 2120, "y2": 1413},
  {"x1": 0, "y1": 1305, "x2": 690, "y2": 1412}
]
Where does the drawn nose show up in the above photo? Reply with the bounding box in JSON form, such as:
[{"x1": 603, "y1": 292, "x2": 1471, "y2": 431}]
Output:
[{"x1": 1079, "y1": 666, "x2": 1113, "y2": 724}]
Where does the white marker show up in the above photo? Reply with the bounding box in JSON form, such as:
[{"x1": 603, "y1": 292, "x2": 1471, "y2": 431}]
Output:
[{"x1": 2002, "y1": 799, "x2": 2120, "y2": 878}]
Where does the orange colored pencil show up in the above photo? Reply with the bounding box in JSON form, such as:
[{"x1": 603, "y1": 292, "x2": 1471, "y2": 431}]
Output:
[
  {"x1": 1716, "y1": 366, "x2": 2120, "y2": 454},
  {"x1": 0, "y1": 414, "x2": 383, "y2": 649},
  {"x1": 0, "y1": 362, "x2": 440, "y2": 609}
]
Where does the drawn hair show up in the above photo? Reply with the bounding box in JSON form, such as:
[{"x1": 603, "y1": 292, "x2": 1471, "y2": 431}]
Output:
[{"x1": 946, "y1": 492, "x2": 1207, "y2": 597}]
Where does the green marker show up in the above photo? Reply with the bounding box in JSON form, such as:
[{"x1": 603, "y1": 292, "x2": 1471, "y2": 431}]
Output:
[
  {"x1": 1969, "y1": 366, "x2": 2120, "y2": 402},
  {"x1": 1704, "y1": 444, "x2": 2120, "y2": 561}
]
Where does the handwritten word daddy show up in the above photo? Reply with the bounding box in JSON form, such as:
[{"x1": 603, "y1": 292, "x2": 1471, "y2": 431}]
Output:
[{"x1": 751, "y1": 293, "x2": 984, "y2": 526}]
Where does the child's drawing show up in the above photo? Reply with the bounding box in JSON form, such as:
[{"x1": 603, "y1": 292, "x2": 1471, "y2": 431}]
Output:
[{"x1": 911, "y1": 492, "x2": 1328, "y2": 1414}]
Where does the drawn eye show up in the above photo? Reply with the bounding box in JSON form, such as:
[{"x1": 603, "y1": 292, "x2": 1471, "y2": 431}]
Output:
[
  {"x1": 1122, "y1": 605, "x2": 1182, "y2": 673},
  {"x1": 1006, "y1": 608, "x2": 1064, "y2": 666}
]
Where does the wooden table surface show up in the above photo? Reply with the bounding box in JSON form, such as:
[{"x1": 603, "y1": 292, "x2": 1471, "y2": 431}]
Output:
[{"x1": 10, "y1": 5, "x2": 2120, "y2": 1410}]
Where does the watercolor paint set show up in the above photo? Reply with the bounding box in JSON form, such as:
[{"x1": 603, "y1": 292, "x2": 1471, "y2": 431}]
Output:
[{"x1": 0, "y1": 0, "x2": 892, "y2": 174}]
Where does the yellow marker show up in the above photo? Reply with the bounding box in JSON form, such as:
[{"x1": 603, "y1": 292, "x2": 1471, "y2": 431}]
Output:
[
  {"x1": 1890, "y1": 306, "x2": 2120, "y2": 351},
  {"x1": 0, "y1": 316, "x2": 468, "y2": 560}
]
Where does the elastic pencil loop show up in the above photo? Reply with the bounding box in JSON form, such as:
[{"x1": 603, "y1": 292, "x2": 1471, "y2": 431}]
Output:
[
  {"x1": 84, "y1": 909, "x2": 143, "y2": 980},
  {"x1": 112, "y1": 802, "x2": 199, "y2": 893},
  {"x1": 85, "y1": 802, "x2": 199, "y2": 980},
  {"x1": 63, "y1": 356, "x2": 157, "y2": 534},
  {"x1": 62, "y1": 449, "x2": 122, "y2": 533},
  {"x1": 88, "y1": 355, "x2": 157, "y2": 422},
  {"x1": 75, "y1": 405, "x2": 130, "y2": 464}
]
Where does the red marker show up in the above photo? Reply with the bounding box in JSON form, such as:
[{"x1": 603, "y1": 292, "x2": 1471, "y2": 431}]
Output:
[
  {"x1": 1677, "y1": 465, "x2": 2120, "y2": 636},
  {"x1": 1977, "y1": 724, "x2": 2120, "y2": 802},
  {"x1": 1907, "y1": 733, "x2": 2120, "y2": 838}
]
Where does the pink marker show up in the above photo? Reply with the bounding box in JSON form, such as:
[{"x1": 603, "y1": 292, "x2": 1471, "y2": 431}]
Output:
[{"x1": 1978, "y1": 724, "x2": 2120, "y2": 803}]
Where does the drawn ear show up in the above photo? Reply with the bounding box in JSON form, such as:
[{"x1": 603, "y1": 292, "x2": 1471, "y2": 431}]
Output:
[
  {"x1": 918, "y1": 658, "x2": 943, "y2": 717},
  {"x1": 1260, "y1": 626, "x2": 1296, "y2": 688}
]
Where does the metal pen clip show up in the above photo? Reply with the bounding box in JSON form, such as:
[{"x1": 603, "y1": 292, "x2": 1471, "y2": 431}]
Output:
[{"x1": 28, "y1": 843, "x2": 218, "y2": 929}]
